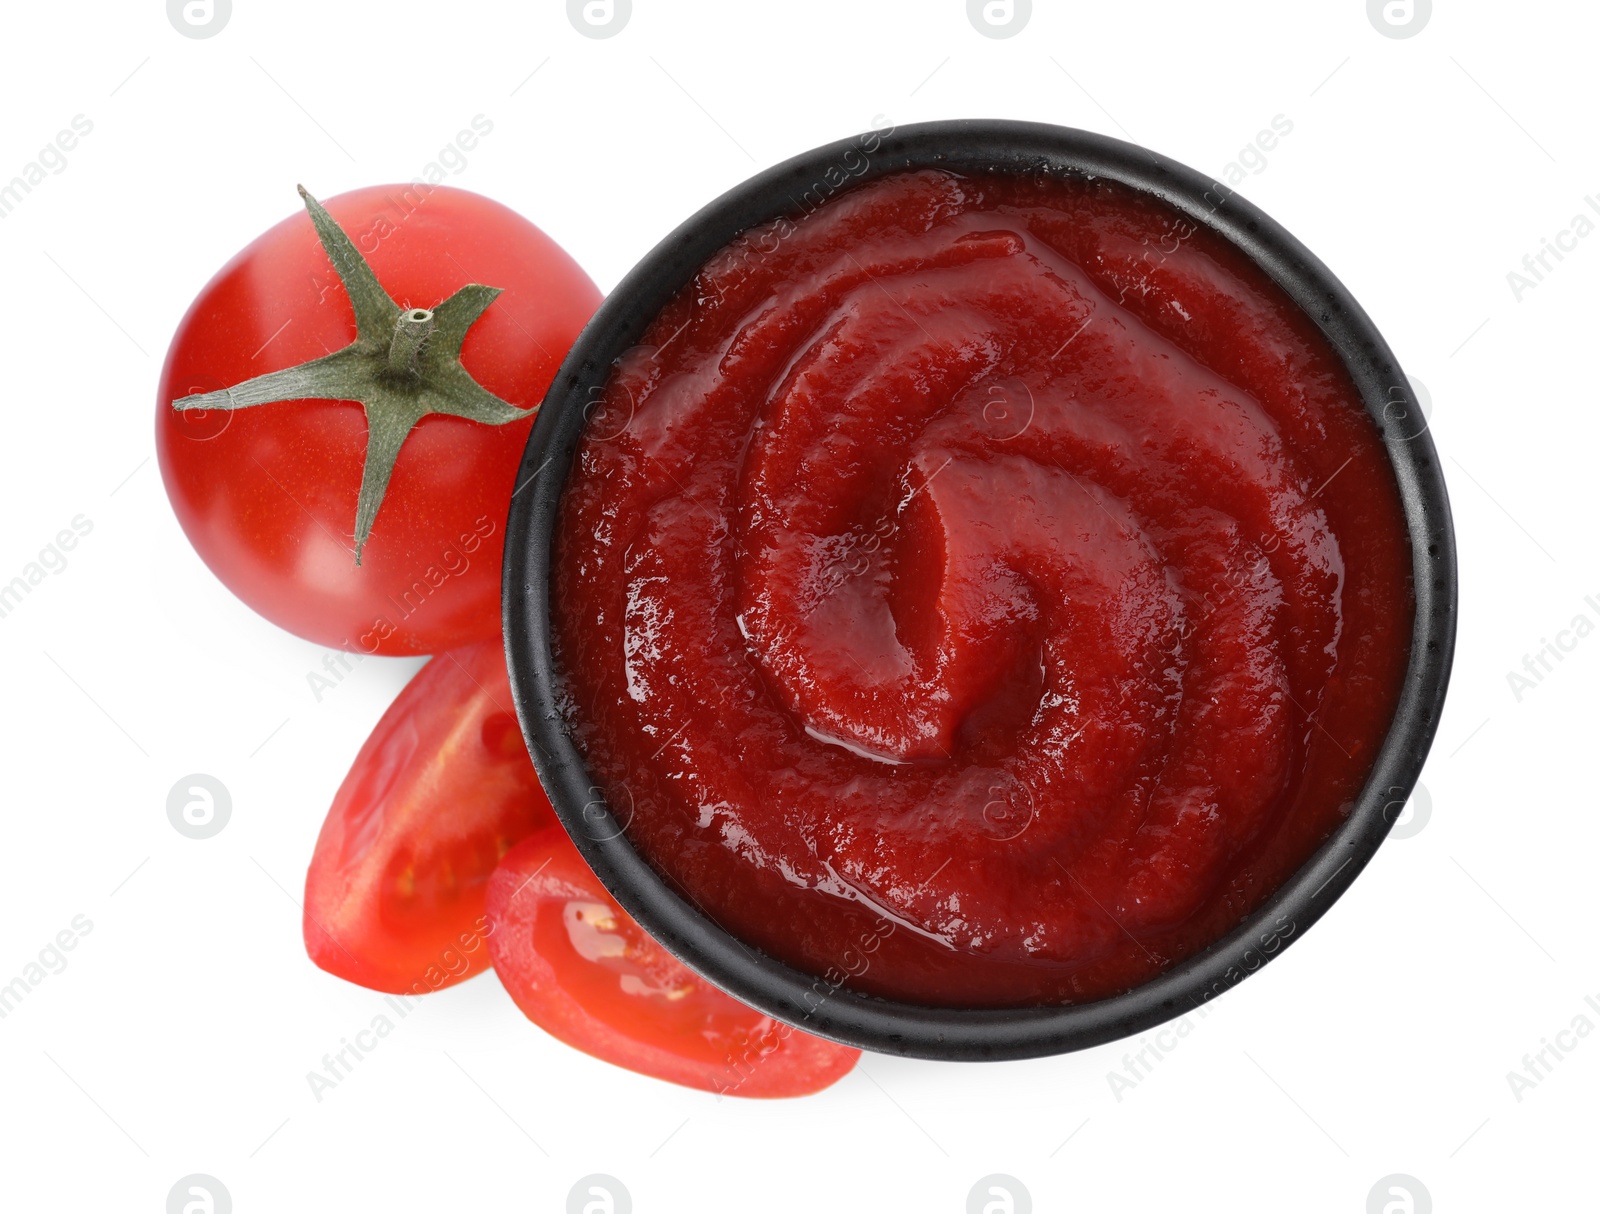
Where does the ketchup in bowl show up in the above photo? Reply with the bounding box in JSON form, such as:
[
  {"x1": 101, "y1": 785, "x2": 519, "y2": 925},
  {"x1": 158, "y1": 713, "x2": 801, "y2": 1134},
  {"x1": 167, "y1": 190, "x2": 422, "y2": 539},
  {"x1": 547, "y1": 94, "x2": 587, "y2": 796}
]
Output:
[{"x1": 550, "y1": 168, "x2": 1412, "y2": 1008}]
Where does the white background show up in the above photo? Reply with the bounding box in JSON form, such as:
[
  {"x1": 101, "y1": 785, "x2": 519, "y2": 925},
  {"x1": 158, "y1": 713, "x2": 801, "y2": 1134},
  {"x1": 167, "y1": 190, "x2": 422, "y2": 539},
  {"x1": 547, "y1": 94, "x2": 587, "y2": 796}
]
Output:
[{"x1": 0, "y1": 1, "x2": 1592, "y2": 1210}]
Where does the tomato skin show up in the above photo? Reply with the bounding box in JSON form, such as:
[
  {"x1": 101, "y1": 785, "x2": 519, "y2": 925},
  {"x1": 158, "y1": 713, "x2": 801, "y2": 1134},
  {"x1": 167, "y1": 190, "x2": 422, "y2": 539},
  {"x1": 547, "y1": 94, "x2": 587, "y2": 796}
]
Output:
[
  {"x1": 487, "y1": 830, "x2": 861, "y2": 1098},
  {"x1": 157, "y1": 184, "x2": 600, "y2": 654},
  {"x1": 304, "y1": 637, "x2": 556, "y2": 993}
]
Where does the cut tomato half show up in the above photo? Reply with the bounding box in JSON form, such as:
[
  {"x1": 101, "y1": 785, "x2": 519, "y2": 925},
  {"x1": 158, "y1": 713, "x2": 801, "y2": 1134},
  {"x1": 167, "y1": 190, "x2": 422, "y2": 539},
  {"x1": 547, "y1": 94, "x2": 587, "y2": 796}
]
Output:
[
  {"x1": 304, "y1": 637, "x2": 555, "y2": 993},
  {"x1": 487, "y1": 829, "x2": 860, "y2": 1097}
]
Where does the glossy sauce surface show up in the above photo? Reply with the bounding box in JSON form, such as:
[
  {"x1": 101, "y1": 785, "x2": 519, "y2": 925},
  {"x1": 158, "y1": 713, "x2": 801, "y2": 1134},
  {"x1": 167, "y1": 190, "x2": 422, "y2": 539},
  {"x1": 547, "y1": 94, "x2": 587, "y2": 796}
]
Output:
[{"x1": 553, "y1": 170, "x2": 1412, "y2": 1006}]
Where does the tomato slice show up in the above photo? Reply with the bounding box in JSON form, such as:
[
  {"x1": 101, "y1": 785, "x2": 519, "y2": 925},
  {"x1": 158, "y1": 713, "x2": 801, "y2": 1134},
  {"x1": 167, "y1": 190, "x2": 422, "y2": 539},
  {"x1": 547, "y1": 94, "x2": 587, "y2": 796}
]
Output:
[
  {"x1": 487, "y1": 830, "x2": 861, "y2": 1097},
  {"x1": 304, "y1": 637, "x2": 555, "y2": 993}
]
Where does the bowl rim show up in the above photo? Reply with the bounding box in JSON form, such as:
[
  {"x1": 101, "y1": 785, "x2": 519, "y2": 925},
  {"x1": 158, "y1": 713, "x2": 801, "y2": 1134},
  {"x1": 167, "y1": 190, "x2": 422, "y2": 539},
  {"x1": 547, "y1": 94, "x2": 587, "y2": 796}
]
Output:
[{"x1": 502, "y1": 118, "x2": 1457, "y2": 1062}]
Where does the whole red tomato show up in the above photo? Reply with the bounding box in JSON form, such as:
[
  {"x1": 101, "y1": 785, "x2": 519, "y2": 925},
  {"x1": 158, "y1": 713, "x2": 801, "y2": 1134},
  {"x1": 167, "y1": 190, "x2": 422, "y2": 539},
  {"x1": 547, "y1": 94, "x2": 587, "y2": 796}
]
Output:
[{"x1": 156, "y1": 184, "x2": 599, "y2": 654}]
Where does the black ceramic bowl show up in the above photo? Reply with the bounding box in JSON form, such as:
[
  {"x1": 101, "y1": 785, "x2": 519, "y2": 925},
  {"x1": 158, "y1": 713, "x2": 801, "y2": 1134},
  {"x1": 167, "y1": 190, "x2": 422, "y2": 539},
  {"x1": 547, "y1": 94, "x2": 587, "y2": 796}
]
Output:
[{"x1": 502, "y1": 119, "x2": 1456, "y2": 1061}]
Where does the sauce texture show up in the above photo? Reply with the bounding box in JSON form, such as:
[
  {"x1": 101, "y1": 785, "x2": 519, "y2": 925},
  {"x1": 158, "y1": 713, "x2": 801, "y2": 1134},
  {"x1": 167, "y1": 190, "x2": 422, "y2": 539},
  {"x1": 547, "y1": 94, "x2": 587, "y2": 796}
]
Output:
[{"x1": 552, "y1": 169, "x2": 1412, "y2": 1007}]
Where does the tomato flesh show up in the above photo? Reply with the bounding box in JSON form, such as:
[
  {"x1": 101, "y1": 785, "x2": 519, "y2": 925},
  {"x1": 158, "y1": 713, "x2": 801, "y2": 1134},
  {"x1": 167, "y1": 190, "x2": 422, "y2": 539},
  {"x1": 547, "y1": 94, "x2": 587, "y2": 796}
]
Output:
[
  {"x1": 487, "y1": 830, "x2": 860, "y2": 1098},
  {"x1": 304, "y1": 637, "x2": 555, "y2": 993}
]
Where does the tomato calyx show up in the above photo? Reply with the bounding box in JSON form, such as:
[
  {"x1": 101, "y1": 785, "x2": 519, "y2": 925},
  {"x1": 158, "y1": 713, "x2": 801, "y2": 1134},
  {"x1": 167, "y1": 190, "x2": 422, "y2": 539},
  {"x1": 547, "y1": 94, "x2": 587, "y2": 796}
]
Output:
[{"x1": 170, "y1": 186, "x2": 532, "y2": 564}]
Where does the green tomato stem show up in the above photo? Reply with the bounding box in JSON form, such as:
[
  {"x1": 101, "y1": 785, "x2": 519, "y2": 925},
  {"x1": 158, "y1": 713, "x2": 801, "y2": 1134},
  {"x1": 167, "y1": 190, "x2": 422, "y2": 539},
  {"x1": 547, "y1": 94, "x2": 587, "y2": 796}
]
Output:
[
  {"x1": 170, "y1": 188, "x2": 530, "y2": 565},
  {"x1": 388, "y1": 308, "x2": 435, "y2": 377}
]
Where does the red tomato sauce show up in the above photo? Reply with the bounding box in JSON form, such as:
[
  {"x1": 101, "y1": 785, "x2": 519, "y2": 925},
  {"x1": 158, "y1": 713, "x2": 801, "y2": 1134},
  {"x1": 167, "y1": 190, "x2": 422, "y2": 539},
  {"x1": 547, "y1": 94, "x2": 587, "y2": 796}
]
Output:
[{"x1": 552, "y1": 169, "x2": 1413, "y2": 1007}]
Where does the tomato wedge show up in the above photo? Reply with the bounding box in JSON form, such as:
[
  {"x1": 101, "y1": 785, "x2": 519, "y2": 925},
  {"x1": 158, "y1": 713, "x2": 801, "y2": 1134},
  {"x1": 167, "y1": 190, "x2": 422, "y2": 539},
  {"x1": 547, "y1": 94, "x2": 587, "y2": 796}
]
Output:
[
  {"x1": 487, "y1": 830, "x2": 861, "y2": 1097},
  {"x1": 304, "y1": 637, "x2": 554, "y2": 993}
]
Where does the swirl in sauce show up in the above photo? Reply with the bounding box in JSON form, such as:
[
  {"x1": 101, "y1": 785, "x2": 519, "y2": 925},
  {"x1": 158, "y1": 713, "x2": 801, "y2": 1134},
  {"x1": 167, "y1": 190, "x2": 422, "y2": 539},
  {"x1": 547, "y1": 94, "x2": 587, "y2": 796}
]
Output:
[{"x1": 553, "y1": 170, "x2": 1412, "y2": 1007}]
